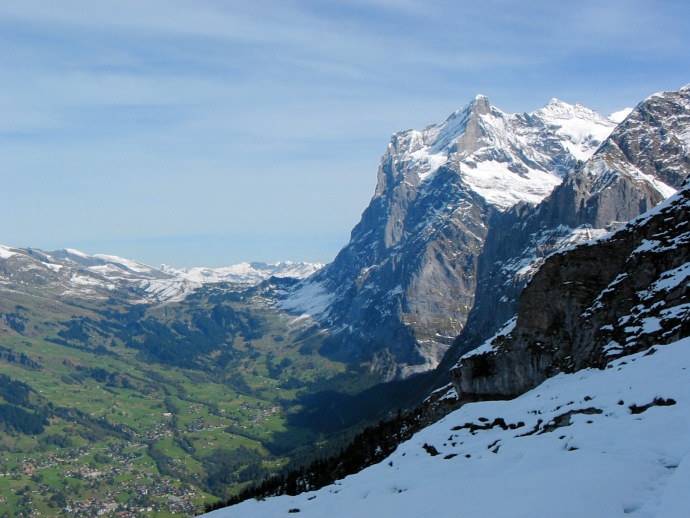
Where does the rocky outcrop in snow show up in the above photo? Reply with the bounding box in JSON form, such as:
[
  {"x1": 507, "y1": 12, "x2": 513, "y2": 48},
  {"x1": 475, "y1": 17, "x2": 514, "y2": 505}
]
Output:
[{"x1": 452, "y1": 177, "x2": 690, "y2": 401}]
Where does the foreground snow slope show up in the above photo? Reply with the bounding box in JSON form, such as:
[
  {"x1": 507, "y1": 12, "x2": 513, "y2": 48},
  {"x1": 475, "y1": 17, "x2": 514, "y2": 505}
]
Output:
[{"x1": 209, "y1": 336, "x2": 690, "y2": 517}]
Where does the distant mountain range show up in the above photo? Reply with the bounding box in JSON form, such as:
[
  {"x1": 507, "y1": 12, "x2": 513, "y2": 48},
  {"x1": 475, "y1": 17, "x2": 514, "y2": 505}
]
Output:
[{"x1": 0, "y1": 245, "x2": 322, "y2": 303}]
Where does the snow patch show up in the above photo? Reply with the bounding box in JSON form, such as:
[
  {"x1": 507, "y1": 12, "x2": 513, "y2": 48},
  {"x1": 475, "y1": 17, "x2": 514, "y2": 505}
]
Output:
[
  {"x1": 460, "y1": 160, "x2": 563, "y2": 209},
  {"x1": 0, "y1": 245, "x2": 19, "y2": 259},
  {"x1": 460, "y1": 317, "x2": 517, "y2": 360},
  {"x1": 608, "y1": 107, "x2": 633, "y2": 124},
  {"x1": 642, "y1": 263, "x2": 690, "y2": 296},
  {"x1": 279, "y1": 280, "x2": 334, "y2": 320}
]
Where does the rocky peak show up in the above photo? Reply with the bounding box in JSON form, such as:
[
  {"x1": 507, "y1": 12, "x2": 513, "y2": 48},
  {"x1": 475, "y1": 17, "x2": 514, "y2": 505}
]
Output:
[
  {"x1": 531, "y1": 98, "x2": 616, "y2": 162},
  {"x1": 283, "y1": 94, "x2": 618, "y2": 379},
  {"x1": 596, "y1": 85, "x2": 690, "y2": 190},
  {"x1": 472, "y1": 93, "x2": 490, "y2": 110},
  {"x1": 536, "y1": 98, "x2": 603, "y2": 122},
  {"x1": 445, "y1": 86, "x2": 690, "y2": 366},
  {"x1": 375, "y1": 94, "x2": 500, "y2": 196}
]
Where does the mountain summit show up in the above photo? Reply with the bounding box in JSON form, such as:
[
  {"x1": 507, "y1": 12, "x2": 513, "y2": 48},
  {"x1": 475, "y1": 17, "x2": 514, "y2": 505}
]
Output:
[
  {"x1": 450, "y1": 85, "x2": 690, "y2": 362},
  {"x1": 281, "y1": 95, "x2": 622, "y2": 379},
  {"x1": 207, "y1": 86, "x2": 690, "y2": 518}
]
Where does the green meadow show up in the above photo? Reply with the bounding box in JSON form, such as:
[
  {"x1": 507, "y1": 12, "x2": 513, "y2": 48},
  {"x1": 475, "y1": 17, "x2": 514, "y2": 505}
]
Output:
[{"x1": 0, "y1": 282, "x2": 376, "y2": 515}]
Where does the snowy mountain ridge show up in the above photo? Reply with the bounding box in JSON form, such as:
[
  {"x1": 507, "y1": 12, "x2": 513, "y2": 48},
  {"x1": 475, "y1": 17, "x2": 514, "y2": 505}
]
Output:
[
  {"x1": 280, "y1": 90, "x2": 678, "y2": 379},
  {"x1": 0, "y1": 246, "x2": 321, "y2": 304},
  {"x1": 383, "y1": 94, "x2": 617, "y2": 209},
  {"x1": 161, "y1": 261, "x2": 323, "y2": 286}
]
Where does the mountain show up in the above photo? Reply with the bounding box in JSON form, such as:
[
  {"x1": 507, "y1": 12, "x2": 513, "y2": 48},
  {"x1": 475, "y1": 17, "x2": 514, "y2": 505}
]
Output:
[
  {"x1": 446, "y1": 85, "x2": 690, "y2": 363},
  {"x1": 161, "y1": 261, "x2": 323, "y2": 286},
  {"x1": 2, "y1": 86, "x2": 687, "y2": 514},
  {"x1": 281, "y1": 95, "x2": 620, "y2": 379},
  {"x1": 206, "y1": 128, "x2": 690, "y2": 518},
  {"x1": 0, "y1": 246, "x2": 321, "y2": 304},
  {"x1": 452, "y1": 176, "x2": 690, "y2": 401},
  {"x1": 0, "y1": 245, "x2": 339, "y2": 511}
]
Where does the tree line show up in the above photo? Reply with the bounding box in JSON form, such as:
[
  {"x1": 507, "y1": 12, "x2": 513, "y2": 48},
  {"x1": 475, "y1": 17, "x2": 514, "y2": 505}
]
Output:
[{"x1": 203, "y1": 406, "x2": 428, "y2": 513}]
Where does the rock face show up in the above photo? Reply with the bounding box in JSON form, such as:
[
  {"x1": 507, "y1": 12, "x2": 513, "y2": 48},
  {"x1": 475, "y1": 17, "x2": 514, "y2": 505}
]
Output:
[
  {"x1": 451, "y1": 177, "x2": 690, "y2": 400},
  {"x1": 448, "y1": 85, "x2": 690, "y2": 363},
  {"x1": 284, "y1": 95, "x2": 618, "y2": 379}
]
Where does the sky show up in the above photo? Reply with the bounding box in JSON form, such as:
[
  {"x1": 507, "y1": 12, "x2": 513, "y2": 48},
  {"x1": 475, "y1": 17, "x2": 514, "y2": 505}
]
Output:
[{"x1": 2, "y1": 0, "x2": 689, "y2": 268}]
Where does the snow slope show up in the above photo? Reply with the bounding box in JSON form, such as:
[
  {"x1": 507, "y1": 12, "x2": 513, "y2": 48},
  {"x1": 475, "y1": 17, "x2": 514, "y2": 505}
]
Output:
[{"x1": 208, "y1": 336, "x2": 690, "y2": 517}]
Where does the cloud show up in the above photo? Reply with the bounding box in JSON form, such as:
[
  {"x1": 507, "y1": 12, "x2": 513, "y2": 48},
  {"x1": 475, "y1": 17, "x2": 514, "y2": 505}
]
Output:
[{"x1": 2, "y1": 0, "x2": 689, "y2": 266}]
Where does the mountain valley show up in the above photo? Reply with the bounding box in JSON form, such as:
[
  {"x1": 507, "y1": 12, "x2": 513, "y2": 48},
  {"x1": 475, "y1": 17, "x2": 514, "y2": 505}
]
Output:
[{"x1": 1, "y1": 85, "x2": 689, "y2": 516}]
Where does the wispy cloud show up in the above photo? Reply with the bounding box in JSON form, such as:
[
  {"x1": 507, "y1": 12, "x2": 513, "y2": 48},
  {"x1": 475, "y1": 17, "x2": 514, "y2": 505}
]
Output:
[{"x1": 2, "y1": 0, "x2": 688, "y2": 266}]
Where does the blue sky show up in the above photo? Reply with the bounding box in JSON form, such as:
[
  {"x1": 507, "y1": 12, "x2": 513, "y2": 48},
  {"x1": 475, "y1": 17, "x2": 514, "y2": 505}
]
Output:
[{"x1": 2, "y1": 0, "x2": 689, "y2": 267}]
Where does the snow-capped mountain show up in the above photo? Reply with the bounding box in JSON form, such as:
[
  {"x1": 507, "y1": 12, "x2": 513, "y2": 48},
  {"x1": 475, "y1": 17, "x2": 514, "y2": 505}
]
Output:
[
  {"x1": 0, "y1": 246, "x2": 321, "y2": 304},
  {"x1": 378, "y1": 94, "x2": 615, "y2": 209},
  {"x1": 161, "y1": 261, "x2": 323, "y2": 286},
  {"x1": 449, "y1": 85, "x2": 690, "y2": 363},
  {"x1": 207, "y1": 150, "x2": 690, "y2": 518},
  {"x1": 281, "y1": 95, "x2": 621, "y2": 379}
]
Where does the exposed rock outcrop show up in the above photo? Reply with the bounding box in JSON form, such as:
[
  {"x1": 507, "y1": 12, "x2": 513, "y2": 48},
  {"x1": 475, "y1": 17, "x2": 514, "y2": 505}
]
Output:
[{"x1": 451, "y1": 178, "x2": 690, "y2": 400}]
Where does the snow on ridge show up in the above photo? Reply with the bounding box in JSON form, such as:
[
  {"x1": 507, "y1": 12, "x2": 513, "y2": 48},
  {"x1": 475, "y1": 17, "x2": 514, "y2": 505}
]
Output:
[
  {"x1": 385, "y1": 95, "x2": 616, "y2": 211},
  {"x1": 210, "y1": 336, "x2": 690, "y2": 518},
  {"x1": 535, "y1": 98, "x2": 612, "y2": 124},
  {"x1": 461, "y1": 317, "x2": 517, "y2": 360},
  {"x1": 161, "y1": 261, "x2": 323, "y2": 285},
  {"x1": 584, "y1": 157, "x2": 677, "y2": 200},
  {"x1": 64, "y1": 248, "x2": 90, "y2": 258},
  {"x1": 609, "y1": 107, "x2": 633, "y2": 124},
  {"x1": 643, "y1": 262, "x2": 690, "y2": 296},
  {"x1": 92, "y1": 254, "x2": 159, "y2": 274},
  {"x1": 0, "y1": 245, "x2": 19, "y2": 259},
  {"x1": 534, "y1": 99, "x2": 617, "y2": 161}
]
